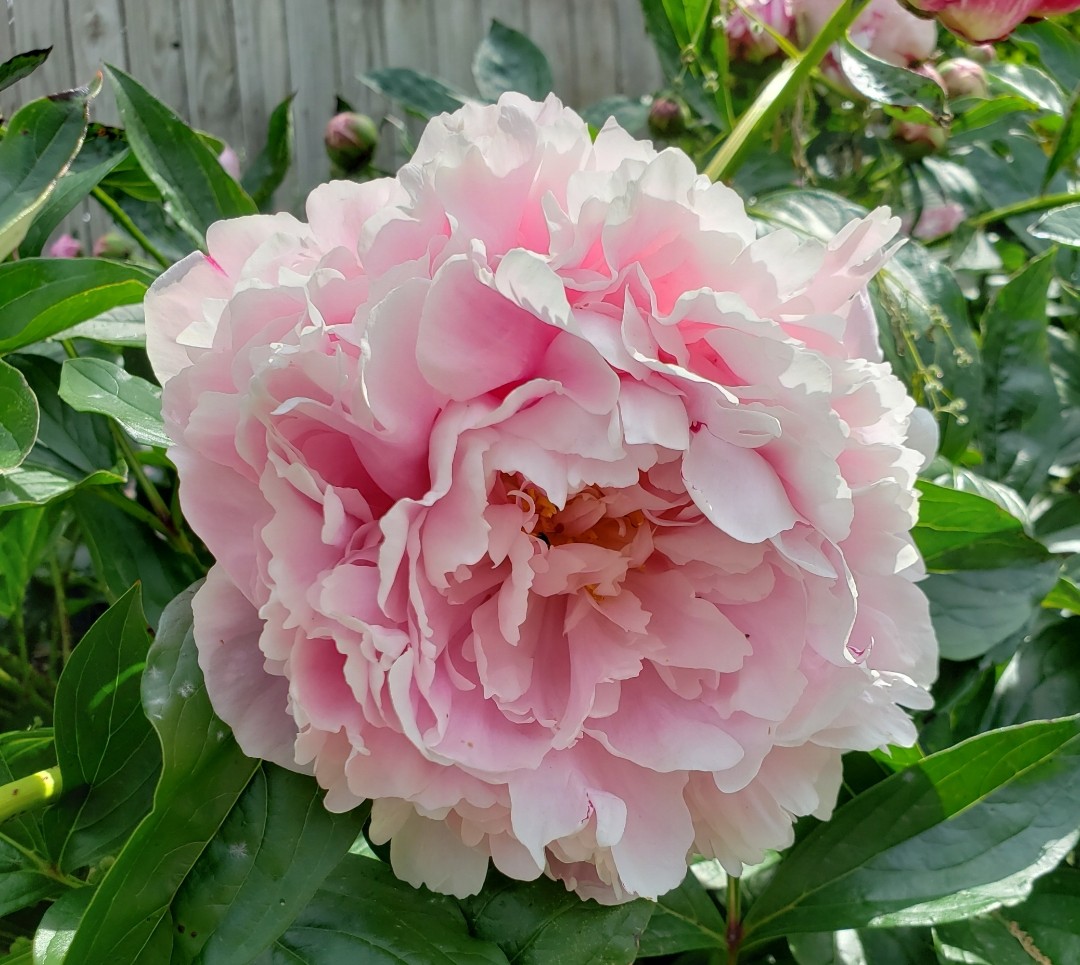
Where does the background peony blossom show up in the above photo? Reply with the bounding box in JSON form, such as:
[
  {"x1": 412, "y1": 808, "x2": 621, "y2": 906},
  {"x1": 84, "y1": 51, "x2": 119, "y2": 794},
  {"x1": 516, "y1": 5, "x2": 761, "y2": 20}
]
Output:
[
  {"x1": 901, "y1": 0, "x2": 1080, "y2": 41},
  {"x1": 146, "y1": 94, "x2": 937, "y2": 904},
  {"x1": 797, "y1": 0, "x2": 938, "y2": 65},
  {"x1": 727, "y1": 0, "x2": 796, "y2": 61}
]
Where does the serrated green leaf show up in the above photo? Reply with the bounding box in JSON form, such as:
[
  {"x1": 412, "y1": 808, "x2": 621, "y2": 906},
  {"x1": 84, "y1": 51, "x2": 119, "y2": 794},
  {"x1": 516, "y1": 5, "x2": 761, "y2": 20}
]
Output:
[
  {"x1": 43, "y1": 586, "x2": 159, "y2": 873},
  {"x1": 0, "y1": 360, "x2": 39, "y2": 474},
  {"x1": 0, "y1": 47, "x2": 51, "y2": 94},
  {"x1": 58, "y1": 583, "x2": 259, "y2": 964},
  {"x1": 837, "y1": 40, "x2": 947, "y2": 121},
  {"x1": 742, "y1": 716, "x2": 1080, "y2": 948},
  {"x1": 638, "y1": 870, "x2": 726, "y2": 956},
  {"x1": 979, "y1": 253, "x2": 1062, "y2": 499},
  {"x1": 18, "y1": 126, "x2": 129, "y2": 258},
  {"x1": 0, "y1": 259, "x2": 153, "y2": 356},
  {"x1": 0, "y1": 356, "x2": 124, "y2": 512},
  {"x1": 473, "y1": 20, "x2": 553, "y2": 102},
  {"x1": 460, "y1": 871, "x2": 653, "y2": 964},
  {"x1": 0, "y1": 89, "x2": 90, "y2": 260},
  {"x1": 171, "y1": 767, "x2": 369, "y2": 965},
  {"x1": 913, "y1": 481, "x2": 1050, "y2": 571},
  {"x1": 255, "y1": 855, "x2": 509, "y2": 965},
  {"x1": 105, "y1": 65, "x2": 257, "y2": 245},
  {"x1": 359, "y1": 68, "x2": 468, "y2": 119},
  {"x1": 241, "y1": 94, "x2": 295, "y2": 211},
  {"x1": 1030, "y1": 202, "x2": 1080, "y2": 248},
  {"x1": 59, "y1": 357, "x2": 168, "y2": 449}
]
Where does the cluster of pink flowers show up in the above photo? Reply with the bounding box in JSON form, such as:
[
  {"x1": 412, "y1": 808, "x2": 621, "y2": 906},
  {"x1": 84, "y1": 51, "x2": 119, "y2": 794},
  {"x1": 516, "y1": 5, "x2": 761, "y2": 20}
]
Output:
[
  {"x1": 729, "y1": 0, "x2": 937, "y2": 66},
  {"x1": 147, "y1": 95, "x2": 937, "y2": 903}
]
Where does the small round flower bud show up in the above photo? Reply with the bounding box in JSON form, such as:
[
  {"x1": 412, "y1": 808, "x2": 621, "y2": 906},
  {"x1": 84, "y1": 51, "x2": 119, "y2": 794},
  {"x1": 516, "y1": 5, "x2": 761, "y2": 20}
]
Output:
[
  {"x1": 647, "y1": 97, "x2": 688, "y2": 139},
  {"x1": 92, "y1": 232, "x2": 135, "y2": 260},
  {"x1": 893, "y1": 118, "x2": 948, "y2": 158},
  {"x1": 939, "y1": 58, "x2": 989, "y2": 98},
  {"x1": 324, "y1": 112, "x2": 379, "y2": 172}
]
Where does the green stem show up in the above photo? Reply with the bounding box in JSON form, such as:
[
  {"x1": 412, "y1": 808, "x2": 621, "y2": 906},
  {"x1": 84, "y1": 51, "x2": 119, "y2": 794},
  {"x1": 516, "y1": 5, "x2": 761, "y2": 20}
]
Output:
[
  {"x1": 0, "y1": 767, "x2": 62, "y2": 824},
  {"x1": 110, "y1": 422, "x2": 174, "y2": 525},
  {"x1": 91, "y1": 186, "x2": 170, "y2": 269},
  {"x1": 970, "y1": 191, "x2": 1080, "y2": 227},
  {"x1": 49, "y1": 551, "x2": 73, "y2": 668},
  {"x1": 11, "y1": 598, "x2": 29, "y2": 683},
  {"x1": 726, "y1": 876, "x2": 743, "y2": 965},
  {"x1": 703, "y1": 0, "x2": 871, "y2": 182}
]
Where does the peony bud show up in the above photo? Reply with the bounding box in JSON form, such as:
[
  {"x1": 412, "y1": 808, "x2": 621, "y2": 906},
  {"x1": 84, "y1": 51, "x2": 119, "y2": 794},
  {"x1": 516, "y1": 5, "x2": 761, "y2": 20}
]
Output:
[
  {"x1": 893, "y1": 118, "x2": 949, "y2": 157},
  {"x1": 901, "y1": 0, "x2": 1080, "y2": 42},
  {"x1": 966, "y1": 43, "x2": 996, "y2": 63},
  {"x1": 647, "y1": 97, "x2": 689, "y2": 139},
  {"x1": 324, "y1": 112, "x2": 379, "y2": 172},
  {"x1": 92, "y1": 232, "x2": 135, "y2": 260},
  {"x1": 217, "y1": 145, "x2": 242, "y2": 181},
  {"x1": 48, "y1": 233, "x2": 83, "y2": 258},
  {"x1": 903, "y1": 201, "x2": 966, "y2": 239},
  {"x1": 939, "y1": 58, "x2": 989, "y2": 97},
  {"x1": 727, "y1": 0, "x2": 795, "y2": 62}
]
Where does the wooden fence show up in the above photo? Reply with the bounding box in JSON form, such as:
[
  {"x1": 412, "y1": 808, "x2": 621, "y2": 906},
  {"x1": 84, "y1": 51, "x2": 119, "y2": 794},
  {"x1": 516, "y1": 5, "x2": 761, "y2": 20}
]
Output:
[{"x1": 2, "y1": 0, "x2": 664, "y2": 232}]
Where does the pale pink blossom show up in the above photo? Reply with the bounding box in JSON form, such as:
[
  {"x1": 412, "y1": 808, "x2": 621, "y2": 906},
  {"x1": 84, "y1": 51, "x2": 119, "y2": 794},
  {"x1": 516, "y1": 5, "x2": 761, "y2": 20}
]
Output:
[
  {"x1": 902, "y1": 201, "x2": 966, "y2": 239},
  {"x1": 727, "y1": 0, "x2": 795, "y2": 60},
  {"x1": 48, "y1": 233, "x2": 83, "y2": 258},
  {"x1": 902, "y1": 0, "x2": 1080, "y2": 41},
  {"x1": 146, "y1": 94, "x2": 937, "y2": 904},
  {"x1": 798, "y1": 0, "x2": 938, "y2": 65},
  {"x1": 217, "y1": 145, "x2": 241, "y2": 181}
]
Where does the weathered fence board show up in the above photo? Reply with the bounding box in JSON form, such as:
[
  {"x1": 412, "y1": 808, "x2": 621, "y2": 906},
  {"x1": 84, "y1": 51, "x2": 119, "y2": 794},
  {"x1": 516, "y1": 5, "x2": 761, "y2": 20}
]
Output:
[{"x1": 2, "y1": 0, "x2": 663, "y2": 232}]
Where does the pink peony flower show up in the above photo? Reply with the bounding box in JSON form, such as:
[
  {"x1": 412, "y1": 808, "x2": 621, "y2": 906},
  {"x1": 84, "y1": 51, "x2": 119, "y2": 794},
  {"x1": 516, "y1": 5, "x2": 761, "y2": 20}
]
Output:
[
  {"x1": 48, "y1": 233, "x2": 83, "y2": 258},
  {"x1": 217, "y1": 145, "x2": 242, "y2": 181},
  {"x1": 902, "y1": 201, "x2": 966, "y2": 239},
  {"x1": 901, "y1": 0, "x2": 1080, "y2": 41},
  {"x1": 798, "y1": 0, "x2": 938, "y2": 66},
  {"x1": 146, "y1": 94, "x2": 937, "y2": 904},
  {"x1": 727, "y1": 0, "x2": 796, "y2": 61}
]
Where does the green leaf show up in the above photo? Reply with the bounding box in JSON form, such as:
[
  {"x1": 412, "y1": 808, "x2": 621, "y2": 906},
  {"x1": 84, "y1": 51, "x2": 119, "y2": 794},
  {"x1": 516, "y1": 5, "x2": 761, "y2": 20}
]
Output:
[
  {"x1": 0, "y1": 848, "x2": 62, "y2": 920},
  {"x1": 913, "y1": 481, "x2": 1050, "y2": 571},
  {"x1": 0, "y1": 259, "x2": 154, "y2": 356},
  {"x1": 51, "y1": 305, "x2": 146, "y2": 349},
  {"x1": 936, "y1": 868, "x2": 1080, "y2": 965},
  {"x1": 241, "y1": 94, "x2": 295, "y2": 211},
  {"x1": 922, "y1": 564, "x2": 1061, "y2": 661},
  {"x1": 58, "y1": 583, "x2": 259, "y2": 964},
  {"x1": 360, "y1": 68, "x2": 468, "y2": 119},
  {"x1": 751, "y1": 188, "x2": 981, "y2": 458},
  {"x1": 70, "y1": 491, "x2": 198, "y2": 628},
  {"x1": 0, "y1": 359, "x2": 40, "y2": 473},
  {"x1": 836, "y1": 39, "x2": 947, "y2": 121},
  {"x1": 1030, "y1": 202, "x2": 1080, "y2": 248},
  {"x1": 0, "y1": 940, "x2": 32, "y2": 965},
  {"x1": 742, "y1": 716, "x2": 1080, "y2": 948},
  {"x1": 989, "y1": 62, "x2": 1064, "y2": 114},
  {"x1": 255, "y1": 855, "x2": 509, "y2": 965},
  {"x1": 33, "y1": 886, "x2": 94, "y2": 965},
  {"x1": 0, "y1": 356, "x2": 124, "y2": 512},
  {"x1": 18, "y1": 126, "x2": 130, "y2": 258},
  {"x1": 578, "y1": 96, "x2": 650, "y2": 134},
  {"x1": 0, "y1": 89, "x2": 91, "y2": 260},
  {"x1": 789, "y1": 926, "x2": 938, "y2": 964},
  {"x1": 979, "y1": 253, "x2": 1061, "y2": 499},
  {"x1": 104, "y1": 65, "x2": 257, "y2": 245},
  {"x1": 58, "y1": 357, "x2": 168, "y2": 449},
  {"x1": 42, "y1": 586, "x2": 159, "y2": 873},
  {"x1": 0, "y1": 506, "x2": 58, "y2": 620},
  {"x1": 638, "y1": 0, "x2": 721, "y2": 125},
  {"x1": 986, "y1": 618, "x2": 1080, "y2": 728},
  {"x1": 638, "y1": 870, "x2": 726, "y2": 956},
  {"x1": 460, "y1": 871, "x2": 653, "y2": 964},
  {"x1": 472, "y1": 20, "x2": 553, "y2": 102},
  {"x1": 1043, "y1": 88, "x2": 1080, "y2": 190},
  {"x1": 1043, "y1": 575, "x2": 1080, "y2": 610},
  {"x1": 0, "y1": 730, "x2": 55, "y2": 868},
  {"x1": 1013, "y1": 21, "x2": 1080, "y2": 91},
  {"x1": 0, "y1": 47, "x2": 51, "y2": 94},
  {"x1": 171, "y1": 767, "x2": 369, "y2": 965}
]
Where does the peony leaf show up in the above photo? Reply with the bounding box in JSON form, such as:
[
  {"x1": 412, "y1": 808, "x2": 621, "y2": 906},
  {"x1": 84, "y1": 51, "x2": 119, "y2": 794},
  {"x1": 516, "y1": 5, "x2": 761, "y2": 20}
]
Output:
[
  {"x1": 473, "y1": 20, "x2": 553, "y2": 102},
  {"x1": 32, "y1": 887, "x2": 94, "y2": 965},
  {"x1": 1042, "y1": 88, "x2": 1080, "y2": 192},
  {"x1": 170, "y1": 766, "x2": 369, "y2": 965},
  {"x1": 985, "y1": 619, "x2": 1080, "y2": 729},
  {"x1": 1013, "y1": 21, "x2": 1080, "y2": 91},
  {"x1": 789, "y1": 926, "x2": 938, "y2": 964},
  {"x1": 241, "y1": 93, "x2": 295, "y2": 211},
  {"x1": 359, "y1": 67, "x2": 468, "y2": 119},
  {"x1": 922, "y1": 563, "x2": 1061, "y2": 661},
  {"x1": 58, "y1": 357, "x2": 169, "y2": 450},
  {"x1": 0, "y1": 357, "x2": 125, "y2": 514},
  {"x1": 836, "y1": 39, "x2": 947, "y2": 121},
  {"x1": 1029, "y1": 202, "x2": 1080, "y2": 248},
  {"x1": 104, "y1": 65, "x2": 257, "y2": 245},
  {"x1": 979, "y1": 253, "x2": 1062, "y2": 500},
  {"x1": 0, "y1": 259, "x2": 154, "y2": 356},
  {"x1": 742, "y1": 716, "x2": 1080, "y2": 948},
  {"x1": 638, "y1": 870, "x2": 727, "y2": 956},
  {"x1": 17, "y1": 125, "x2": 130, "y2": 258},
  {"x1": 0, "y1": 88, "x2": 90, "y2": 261},
  {"x1": 935, "y1": 868, "x2": 1080, "y2": 964},
  {"x1": 913, "y1": 481, "x2": 1051, "y2": 571},
  {"x1": 50, "y1": 305, "x2": 147, "y2": 349},
  {"x1": 0, "y1": 360, "x2": 39, "y2": 474},
  {"x1": 987, "y1": 62, "x2": 1063, "y2": 114},
  {"x1": 0, "y1": 506, "x2": 55, "y2": 621},
  {"x1": 459, "y1": 871, "x2": 653, "y2": 964},
  {"x1": 42, "y1": 585, "x2": 160, "y2": 874},
  {"x1": 0, "y1": 47, "x2": 50, "y2": 94},
  {"x1": 248, "y1": 855, "x2": 509, "y2": 965}
]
